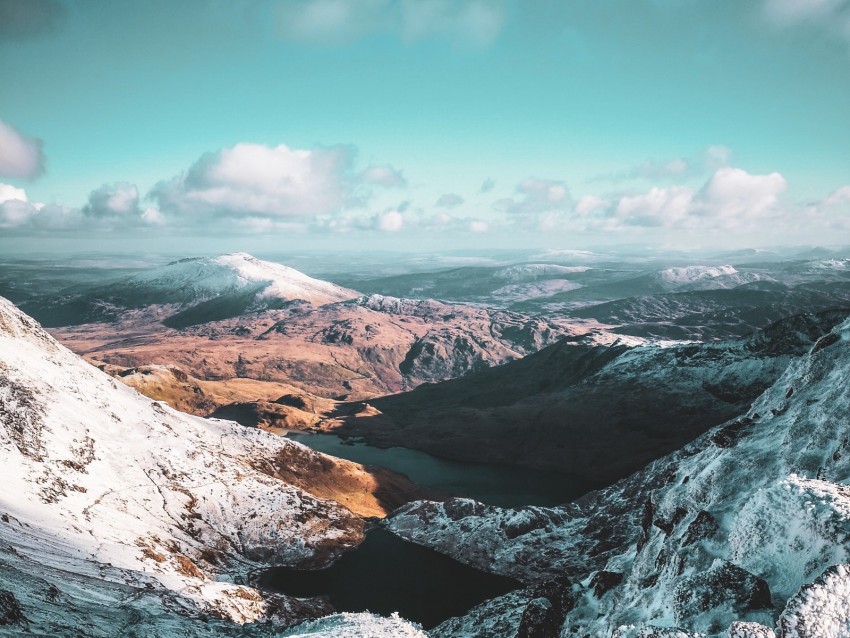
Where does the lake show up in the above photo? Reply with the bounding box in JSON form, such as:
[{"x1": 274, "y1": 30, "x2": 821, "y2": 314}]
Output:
[
  {"x1": 257, "y1": 527, "x2": 521, "y2": 629},
  {"x1": 287, "y1": 431, "x2": 598, "y2": 508}
]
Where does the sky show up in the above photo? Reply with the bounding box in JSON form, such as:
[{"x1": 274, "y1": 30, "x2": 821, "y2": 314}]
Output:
[{"x1": 0, "y1": 0, "x2": 849, "y2": 254}]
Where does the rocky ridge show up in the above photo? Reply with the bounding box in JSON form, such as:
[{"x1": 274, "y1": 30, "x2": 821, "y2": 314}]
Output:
[
  {"x1": 0, "y1": 296, "x2": 426, "y2": 634},
  {"x1": 385, "y1": 315, "x2": 850, "y2": 636}
]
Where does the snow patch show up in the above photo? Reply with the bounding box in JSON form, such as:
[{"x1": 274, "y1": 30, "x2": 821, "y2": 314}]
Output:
[{"x1": 280, "y1": 612, "x2": 428, "y2": 637}]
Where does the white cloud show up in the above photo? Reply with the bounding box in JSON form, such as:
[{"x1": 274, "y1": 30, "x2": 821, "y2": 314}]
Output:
[
  {"x1": 469, "y1": 219, "x2": 489, "y2": 233},
  {"x1": 0, "y1": 197, "x2": 80, "y2": 231},
  {"x1": 83, "y1": 183, "x2": 141, "y2": 218},
  {"x1": 276, "y1": 0, "x2": 507, "y2": 47},
  {"x1": 435, "y1": 193, "x2": 464, "y2": 208},
  {"x1": 574, "y1": 167, "x2": 789, "y2": 232},
  {"x1": 377, "y1": 209, "x2": 404, "y2": 232},
  {"x1": 0, "y1": 199, "x2": 35, "y2": 229},
  {"x1": 140, "y1": 206, "x2": 166, "y2": 225},
  {"x1": 822, "y1": 185, "x2": 850, "y2": 209},
  {"x1": 694, "y1": 166, "x2": 787, "y2": 222},
  {"x1": 153, "y1": 143, "x2": 370, "y2": 219},
  {"x1": 615, "y1": 185, "x2": 695, "y2": 227},
  {"x1": 0, "y1": 120, "x2": 45, "y2": 179},
  {"x1": 0, "y1": 181, "x2": 163, "y2": 232},
  {"x1": 360, "y1": 165, "x2": 406, "y2": 187},
  {"x1": 494, "y1": 177, "x2": 572, "y2": 215},
  {"x1": 0, "y1": 183, "x2": 28, "y2": 204},
  {"x1": 575, "y1": 194, "x2": 607, "y2": 216}
]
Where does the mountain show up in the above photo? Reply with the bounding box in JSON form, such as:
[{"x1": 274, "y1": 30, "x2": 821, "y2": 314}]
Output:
[
  {"x1": 50, "y1": 293, "x2": 584, "y2": 400},
  {"x1": 654, "y1": 265, "x2": 771, "y2": 290},
  {"x1": 385, "y1": 312, "x2": 850, "y2": 637},
  {"x1": 328, "y1": 310, "x2": 849, "y2": 485},
  {"x1": 20, "y1": 253, "x2": 360, "y2": 328},
  {"x1": 567, "y1": 281, "x2": 850, "y2": 340},
  {"x1": 0, "y1": 296, "x2": 427, "y2": 635}
]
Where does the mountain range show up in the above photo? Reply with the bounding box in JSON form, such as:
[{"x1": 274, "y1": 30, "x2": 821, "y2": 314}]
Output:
[{"x1": 3, "y1": 250, "x2": 850, "y2": 637}]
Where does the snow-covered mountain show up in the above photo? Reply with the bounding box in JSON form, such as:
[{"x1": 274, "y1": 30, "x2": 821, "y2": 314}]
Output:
[
  {"x1": 655, "y1": 265, "x2": 771, "y2": 290},
  {"x1": 808, "y1": 258, "x2": 850, "y2": 271},
  {"x1": 657, "y1": 264, "x2": 739, "y2": 285},
  {"x1": 385, "y1": 315, "x2": 850, "y2": 636},
  {"x1": 0, "y1": 296, "x2": 423, "y2": 635},
  {"x1": 20, "y1": 253, "x2": 361, "y2": 328},
  {"x1": 127, "y1": 253, "x2": 360, "y2": 306}
]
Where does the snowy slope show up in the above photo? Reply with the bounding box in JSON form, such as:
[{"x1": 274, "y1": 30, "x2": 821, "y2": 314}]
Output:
[
  {"x1": 127, "y1": 252, "x2": 360, "y2": 306},
  {"x1": 655, "y1": 265, "x2": 771, "y2": 291},
  {"x1": 808, "y1": 258, "x2": 850, "y2": 270},
  {"x1": 0, "y1": 296, "x2": 422, "y2": 635},
  {"x1": 657, "y1": 265, "x2": 739, "y2": 285},
  {"x1": 387, "y1": 317, "x2": 850, "y2": 636},
  {"x1": 493, "y1": 264, "x2": 592, "y2": 281}
]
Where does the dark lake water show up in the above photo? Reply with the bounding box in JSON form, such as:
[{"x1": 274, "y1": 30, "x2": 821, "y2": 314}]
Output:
[
  {"x1": 287, "y1": 432, "x2": 597, "y2": 508},
  {"x1": 257, "y1": 527, "x2": 521, "y2": 629}
]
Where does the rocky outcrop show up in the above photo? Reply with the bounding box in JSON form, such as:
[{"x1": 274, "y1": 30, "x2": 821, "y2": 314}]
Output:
[{"x1": 386, "y1": 317, "x2": 850, "y2": 636}]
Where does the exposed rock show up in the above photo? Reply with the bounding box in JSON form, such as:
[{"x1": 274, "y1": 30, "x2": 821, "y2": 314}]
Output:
[
  {"x1": 516, "y1": 578, "x2": 574, "y2": 638},
  {"x1": 590, "y1": 570, "x2": 624, "y2": 597},
  {"x1": 672, "y1": 561, "x2": 772, "y2": 623},
  {"x1": 0, "y1": 589, "x2": 25, "y2": 625},
  {"x1": 682, "y1": 510, "x2": 719, "y2": 546}
]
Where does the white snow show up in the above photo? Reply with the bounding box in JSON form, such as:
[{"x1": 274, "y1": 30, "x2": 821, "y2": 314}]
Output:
[
  {"x1": 280, "y1": 612, "x2": 428, "y2": 637},
  {"x1": 0, "y1": 295, "x2": 370, "y2": 626},
  {"x1": 128, "y1": 252, "x2": 359, "y2": 306},
  {"x1": 809, "y1": 258, "x2": 850, "y2": 271},
  {"x1": 780, "y1": 564, "x2": 850, "y2": 638},
  {"x1": 657, "y1": 265, "x2": 738, "y2": 284}
]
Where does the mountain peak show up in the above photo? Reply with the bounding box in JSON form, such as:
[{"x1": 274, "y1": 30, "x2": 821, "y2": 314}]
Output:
[{"x1": 129, "y1": 253, "x2": 360, "y2": 306}]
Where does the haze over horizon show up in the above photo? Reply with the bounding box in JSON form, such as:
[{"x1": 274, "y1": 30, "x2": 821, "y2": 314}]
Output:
[{"x1": 1, "y1": 0, "x2": 849, "y2": 253}]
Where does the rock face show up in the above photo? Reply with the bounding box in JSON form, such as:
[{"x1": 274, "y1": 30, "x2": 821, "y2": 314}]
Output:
[
  {"x1": 385, "y1": 316, "x2": 850, "y2": 636},
  {"x1": 0, "y1": 296, "x2": 425, "y2": 634},
  {"x1": 51, "y1": 292, "x2": 581, "y2": 400},
  {"x1": 334, "y1": 310, "x2": 847, "y2": 484}
]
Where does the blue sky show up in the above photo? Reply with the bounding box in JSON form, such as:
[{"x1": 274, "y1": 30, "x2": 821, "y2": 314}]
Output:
[{"x1": 1, "y1": 0, "x2": 849, "y2": 252}]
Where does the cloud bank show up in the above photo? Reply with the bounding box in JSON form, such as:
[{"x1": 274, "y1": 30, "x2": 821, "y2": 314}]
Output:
[
  {"x1": 1, "y1": 137, "x2": 848, "y2": 247},
  {"x1": 0, "y1": 120, "x2": 45, "y2": 179}
]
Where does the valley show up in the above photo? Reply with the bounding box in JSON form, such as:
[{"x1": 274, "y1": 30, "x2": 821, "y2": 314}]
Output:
[{"x1": 3, "y1": 248, "x2": 850, "y2": 637}]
